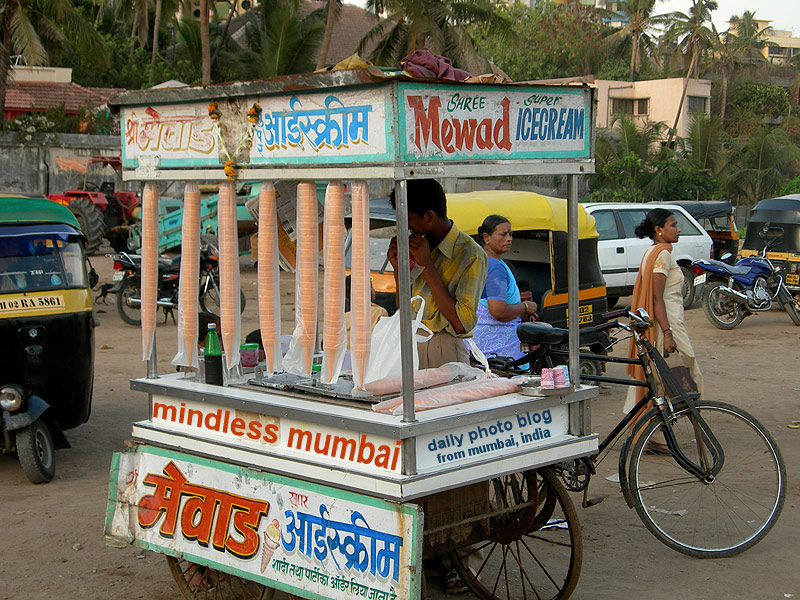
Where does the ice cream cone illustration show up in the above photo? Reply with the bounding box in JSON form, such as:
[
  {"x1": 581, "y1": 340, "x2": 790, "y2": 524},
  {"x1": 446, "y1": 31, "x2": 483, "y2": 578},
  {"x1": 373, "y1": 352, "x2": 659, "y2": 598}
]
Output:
[{"x1": 260, "y1": 519, "x2": 281, "y2": 572}]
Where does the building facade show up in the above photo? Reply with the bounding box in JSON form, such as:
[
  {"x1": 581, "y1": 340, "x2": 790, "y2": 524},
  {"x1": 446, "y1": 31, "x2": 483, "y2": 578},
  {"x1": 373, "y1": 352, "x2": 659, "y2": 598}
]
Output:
[{"x1": 595, "y1": 78, "x2": 712, "y2": 139}]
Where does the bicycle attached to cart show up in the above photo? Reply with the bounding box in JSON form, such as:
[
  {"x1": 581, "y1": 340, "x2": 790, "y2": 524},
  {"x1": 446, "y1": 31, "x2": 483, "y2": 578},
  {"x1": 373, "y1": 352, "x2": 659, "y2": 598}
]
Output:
[{"x1": 493, "y1": 308, "x2": 786, "y2": 559}]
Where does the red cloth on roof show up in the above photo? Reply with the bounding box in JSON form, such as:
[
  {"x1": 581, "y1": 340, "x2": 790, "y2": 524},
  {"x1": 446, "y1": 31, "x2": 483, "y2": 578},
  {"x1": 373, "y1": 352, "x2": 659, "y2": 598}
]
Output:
[{"x1": 399, "y1": 48, "x2": 471, "y2": 82}]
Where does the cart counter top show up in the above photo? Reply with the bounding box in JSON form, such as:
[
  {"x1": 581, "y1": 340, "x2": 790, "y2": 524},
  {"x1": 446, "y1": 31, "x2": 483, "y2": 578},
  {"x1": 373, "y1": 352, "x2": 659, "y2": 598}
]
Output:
[{"x1": 130, "y1": 374, "x2": 598, "y2": 501}]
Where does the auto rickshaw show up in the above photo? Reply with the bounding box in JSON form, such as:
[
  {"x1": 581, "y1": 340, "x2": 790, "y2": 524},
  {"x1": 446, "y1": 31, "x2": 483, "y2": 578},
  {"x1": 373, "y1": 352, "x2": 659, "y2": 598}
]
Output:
[
  {"x1": 741, "y1": 195, "x2": 800, "y2": 298},
  {"x1": 0, "y1": 195, "x2": 96, "y2": 483},
  {"x1": 344, "y1": 190, "x2": 610, "y2": 373},
  {"x1": 656, "y1": 200, "x2": 739, "y2": 261}
]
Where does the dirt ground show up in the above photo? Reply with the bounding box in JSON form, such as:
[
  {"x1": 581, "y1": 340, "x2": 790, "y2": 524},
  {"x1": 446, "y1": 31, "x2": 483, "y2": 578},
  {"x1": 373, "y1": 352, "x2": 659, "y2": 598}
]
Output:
[{"x1": 1, "y1": 254, "x2": 798, "y2": 600}]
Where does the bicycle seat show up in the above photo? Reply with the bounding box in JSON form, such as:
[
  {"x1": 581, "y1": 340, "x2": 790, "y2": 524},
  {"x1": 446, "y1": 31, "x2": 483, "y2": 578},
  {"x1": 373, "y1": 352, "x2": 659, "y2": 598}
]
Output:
[{"x1": 517, "y1": 322, "x2": 568, "y2": 346}]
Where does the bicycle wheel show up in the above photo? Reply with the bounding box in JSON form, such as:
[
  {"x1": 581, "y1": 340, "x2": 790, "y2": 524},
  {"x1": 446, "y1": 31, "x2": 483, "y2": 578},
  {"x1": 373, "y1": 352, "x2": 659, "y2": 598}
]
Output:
[
  {"x1": 450, "y1": 468, "x2": 582, "y2": 600},
  {"x1": 627, "y1": 400, "x2": 785, "y2": 558},
  {"x1": 166, "y1": 556, "x2": 271, "y2": 600}
]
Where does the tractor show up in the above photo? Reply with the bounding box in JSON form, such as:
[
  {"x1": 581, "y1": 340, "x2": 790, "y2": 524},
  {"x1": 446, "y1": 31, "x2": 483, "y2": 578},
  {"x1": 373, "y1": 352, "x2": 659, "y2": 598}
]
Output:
[{"x1": 47, "y1": 156, "x2": 139, "y2": 254}]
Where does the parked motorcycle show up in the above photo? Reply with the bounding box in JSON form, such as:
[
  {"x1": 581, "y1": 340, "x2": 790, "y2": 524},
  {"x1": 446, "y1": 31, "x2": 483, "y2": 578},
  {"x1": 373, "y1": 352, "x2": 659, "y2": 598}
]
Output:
[
  {"x1": 108, "y1": 243, "x2": 246, "y2": 326},
  {"x1": 692, "y1": 224, "x2": 800, "y2": 330}
]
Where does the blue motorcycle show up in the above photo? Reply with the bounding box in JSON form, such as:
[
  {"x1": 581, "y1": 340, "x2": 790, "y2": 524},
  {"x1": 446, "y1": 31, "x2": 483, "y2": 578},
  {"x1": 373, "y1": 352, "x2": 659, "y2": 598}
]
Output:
[{"x1": 692, "y1": 225, "x2": 800, "y2": 330}]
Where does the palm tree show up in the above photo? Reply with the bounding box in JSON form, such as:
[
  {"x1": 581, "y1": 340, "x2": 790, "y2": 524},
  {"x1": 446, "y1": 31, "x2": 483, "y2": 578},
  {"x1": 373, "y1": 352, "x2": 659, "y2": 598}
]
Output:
[
  {"x1": 200, "y1": 0, "x2": 211, "y2": 84},
  {"x1": 357, "y1": 0, "x2": 512, "y2": 69},
  {"x1": 662, "y1": 0, "x2": 719, "y2": 145},
  {"x1": 712, "y1": 24, "x2": 737, "y2": 126},
  {"x1": 723, "y1": 127, "x2": 800, "y2": 205},
  {"x1": 603, "y1": 0, "x2": 668, "y2": 81},
  {"x1": 727, "y1": 11, "x2": 775, "y2": 63},
  {"x1": 316, "y1": 0, "x2": 341, "y2": 70},
  {"x1": 591, "y1": 115, "x2": 666, "y2": 199},
  {"x1": 240, "y1": 0, "x2": 324, "y2": 79},
  {"x1": 0, "y1": 0, "x2": 106, "y2": 121},
  {"x1": 679, "y1": 112, "x2": 724, "y2": 172}
]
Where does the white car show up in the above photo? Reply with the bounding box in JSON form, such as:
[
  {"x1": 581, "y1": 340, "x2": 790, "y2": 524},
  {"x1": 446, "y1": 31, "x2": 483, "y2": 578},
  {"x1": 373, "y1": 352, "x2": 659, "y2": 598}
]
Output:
[{"x1": 583, "y1": 203, "x2": 714, "y2": 308}]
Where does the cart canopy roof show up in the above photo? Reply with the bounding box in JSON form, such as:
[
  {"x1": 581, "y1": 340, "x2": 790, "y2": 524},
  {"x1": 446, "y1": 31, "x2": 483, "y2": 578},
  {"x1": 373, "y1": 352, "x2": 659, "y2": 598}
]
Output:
[
  {"x1": 0, "y1": 195, "x2": 82, "y2": 231},
  {"x1": 651, "y1": 200, "x2": 733, "y2": 220}
]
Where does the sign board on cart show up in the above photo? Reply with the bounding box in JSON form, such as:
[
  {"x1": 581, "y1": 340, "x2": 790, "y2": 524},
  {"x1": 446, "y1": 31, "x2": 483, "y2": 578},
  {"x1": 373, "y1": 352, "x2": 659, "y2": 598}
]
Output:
[
  {"x1": 105, "y1": 445, "x2": 422, "y2": 600},
  {"x1": 112, "y1": 72, "x2": 595, "y2": 180},
  {"x1": 143, "y1": 393, "x2": 571, "y2": 478}
]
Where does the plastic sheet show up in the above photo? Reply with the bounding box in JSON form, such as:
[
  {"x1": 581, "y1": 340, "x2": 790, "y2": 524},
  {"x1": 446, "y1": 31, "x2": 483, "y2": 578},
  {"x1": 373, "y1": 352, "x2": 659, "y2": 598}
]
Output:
[
  {"x1": 140, "y1": 182, "x2": 158, "y2": 361},
  {"x1": 321, "y1": 182, "x2": 347, "y2": 384},
  {"x1": 284, "y1": 181, "x2": 319, "y2": 376},
  {"x1": 365, "y1": 361, "x2": 487, "y2": 397},
  {"x1": 349, "y1": 181, "x2": 371, "y2": 389},
  {"x1": 374, "y1": 376, "x2": 522, "y2": 416},
  {"x1": 218, "y1": 181, "x2": 241, "y2": 371},
  {"x1": 257, "y1": 182, "x2": 282, "y2": 375},
  {"x1": 171, "y1": 182, "x2": 201, "y2": 370}
]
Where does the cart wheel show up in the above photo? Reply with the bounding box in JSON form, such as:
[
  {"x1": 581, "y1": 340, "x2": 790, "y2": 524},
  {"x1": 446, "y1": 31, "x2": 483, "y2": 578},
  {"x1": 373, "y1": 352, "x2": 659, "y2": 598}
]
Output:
[
  {"x1": 166, "y1": 556, "x2": 272, "y2": 600},
  {"x1": 450, "y1": 468, "x2": 582, "y2": 600}
]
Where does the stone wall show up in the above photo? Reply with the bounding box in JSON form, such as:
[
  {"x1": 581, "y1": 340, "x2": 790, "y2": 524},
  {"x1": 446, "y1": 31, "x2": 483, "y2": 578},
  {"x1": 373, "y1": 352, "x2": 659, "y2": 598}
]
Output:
[{"x1": 0, "y1": 133, "x2": 122, "y2": 196}]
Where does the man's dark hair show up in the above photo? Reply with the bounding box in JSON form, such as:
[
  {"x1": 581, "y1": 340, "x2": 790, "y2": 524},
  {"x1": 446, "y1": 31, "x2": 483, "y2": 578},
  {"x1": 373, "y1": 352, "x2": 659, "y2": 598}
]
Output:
[
  {"x1": 198, "y1": 311, "x2": 221, "y2": 346},
  {"x1": 517, "y1": 280, "x2": 531, "y2": 294},
  {"x1": 389, "y1": 179, "x2": 447, "y2": 218}
]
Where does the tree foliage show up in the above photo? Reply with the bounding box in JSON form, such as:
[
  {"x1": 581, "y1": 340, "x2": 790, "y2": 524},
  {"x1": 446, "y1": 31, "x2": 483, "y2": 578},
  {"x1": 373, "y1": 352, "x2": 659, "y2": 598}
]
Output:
[{"x1": 728, "y1": 82, "x2": 790, "y2": 118}]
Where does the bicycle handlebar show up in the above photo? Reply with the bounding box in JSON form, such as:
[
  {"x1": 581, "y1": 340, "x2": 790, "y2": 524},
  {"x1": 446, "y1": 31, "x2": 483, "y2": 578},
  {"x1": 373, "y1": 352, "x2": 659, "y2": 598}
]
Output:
[
  {"x1": 601, "y1": 308, "x2": 628, "y2": 321},
  {"x1": 595, "y1": 319, "x2": 619, "y2": 332}
]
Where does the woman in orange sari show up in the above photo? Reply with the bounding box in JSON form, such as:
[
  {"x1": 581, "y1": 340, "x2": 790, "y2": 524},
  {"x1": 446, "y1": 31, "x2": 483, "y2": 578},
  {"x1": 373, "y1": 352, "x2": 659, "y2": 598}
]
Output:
[{"x1": 624, "y1": 209, "x2": 704, "y2": 432}]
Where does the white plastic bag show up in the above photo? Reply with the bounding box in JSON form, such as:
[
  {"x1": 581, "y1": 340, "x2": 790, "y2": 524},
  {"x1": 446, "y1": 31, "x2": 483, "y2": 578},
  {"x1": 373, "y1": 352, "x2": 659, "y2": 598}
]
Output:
[{"x1": 362, "y1": 296, "x2": 432, "y2": 385}]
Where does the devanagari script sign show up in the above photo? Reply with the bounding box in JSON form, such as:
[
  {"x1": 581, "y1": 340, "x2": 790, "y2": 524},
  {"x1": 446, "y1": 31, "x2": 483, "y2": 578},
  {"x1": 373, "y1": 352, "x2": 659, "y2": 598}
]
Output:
[
  {"x1": 105, "y1": 446, "x2": 421, "y2": 600},
  {"x1": 119, "y1": 80, "x2": 592, "y2": 171}
]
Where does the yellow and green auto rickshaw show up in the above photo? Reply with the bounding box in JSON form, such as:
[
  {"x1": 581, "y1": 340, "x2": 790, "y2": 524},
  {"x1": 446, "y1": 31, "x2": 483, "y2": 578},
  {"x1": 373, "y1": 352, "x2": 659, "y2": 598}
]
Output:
[
  {"x1": 345, "y1": 190, "x2": 610, "y2": 372},
  {"x1": 0, "y1": 195, "x2": 96, "y2": 483},
  {"x1": 742, "y1": 195, "x2": 800, "y2": 299}
]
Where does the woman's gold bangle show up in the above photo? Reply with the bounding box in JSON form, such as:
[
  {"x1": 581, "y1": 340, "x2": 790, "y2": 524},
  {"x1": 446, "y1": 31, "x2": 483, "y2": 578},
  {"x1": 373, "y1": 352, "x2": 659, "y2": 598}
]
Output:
[{"x1": 522, "y1": 301, "x2": 529, "y2": 315}]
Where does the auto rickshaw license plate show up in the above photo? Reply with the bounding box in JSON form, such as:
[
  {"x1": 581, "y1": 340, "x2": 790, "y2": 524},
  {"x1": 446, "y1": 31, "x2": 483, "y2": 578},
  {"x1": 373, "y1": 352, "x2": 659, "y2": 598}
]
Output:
[
  {"x1": 0, "y1": 294, "x2": 65, "y2": 315},
  {"x1": 786, "y1": 273, "x2": 799, "y2": 286}
]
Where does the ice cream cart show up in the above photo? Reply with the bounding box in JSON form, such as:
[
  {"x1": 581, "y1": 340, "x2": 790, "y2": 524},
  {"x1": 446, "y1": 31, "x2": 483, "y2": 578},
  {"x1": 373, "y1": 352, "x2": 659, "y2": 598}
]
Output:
[{"x1": 104, "y1": 68, "x2": 598, "y2": 600}]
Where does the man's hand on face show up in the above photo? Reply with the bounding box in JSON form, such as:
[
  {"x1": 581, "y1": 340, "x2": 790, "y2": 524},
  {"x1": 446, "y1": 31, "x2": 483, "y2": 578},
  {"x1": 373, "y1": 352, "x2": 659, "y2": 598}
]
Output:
[
  {"x1": 408, "y1": 233, "x2": 433, "y2": 268},
  {"x1": 387, "y1": 236, "x2": 399, "y2": 271}
]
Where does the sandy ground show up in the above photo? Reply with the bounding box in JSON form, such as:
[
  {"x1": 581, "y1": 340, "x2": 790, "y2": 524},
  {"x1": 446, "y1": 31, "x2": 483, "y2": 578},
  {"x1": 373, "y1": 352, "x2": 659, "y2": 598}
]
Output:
[{"x1": 1, "y1": 254, "x2": 799, "y2": 600}]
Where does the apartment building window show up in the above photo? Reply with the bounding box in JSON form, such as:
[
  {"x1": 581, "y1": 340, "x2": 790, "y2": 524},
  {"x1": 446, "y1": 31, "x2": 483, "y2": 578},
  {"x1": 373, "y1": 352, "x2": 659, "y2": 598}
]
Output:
[
  {"x1": 687, "y1": 96, "x2": 707, "y2": 114},
  {"x1": 611, "y1": 98, "x2": 649, "y2": 116},
  {"x1": 612, "y1": 98, "x2": 634, "y2": 115},
  {"x1": 768, "y1": 46, "x2": 789, "y2": 57}
]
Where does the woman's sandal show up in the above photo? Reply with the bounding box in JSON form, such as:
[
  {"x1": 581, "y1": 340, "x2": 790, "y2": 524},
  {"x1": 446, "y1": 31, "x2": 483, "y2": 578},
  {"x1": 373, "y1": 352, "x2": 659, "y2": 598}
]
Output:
[{"x1": 445, "y1": 567, "x2": 468, "y2": 595}]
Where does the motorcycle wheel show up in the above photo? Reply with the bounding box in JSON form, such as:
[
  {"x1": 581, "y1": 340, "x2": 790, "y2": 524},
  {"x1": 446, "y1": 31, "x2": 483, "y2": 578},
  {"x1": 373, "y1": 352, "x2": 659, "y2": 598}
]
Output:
[
  {"x1": 779, "y1": 288, "x2": 800, "y2": 326},
  {"x1": 116, "y1": 277, "x2": 143, "y2": 326},
  {"x1": 16, "y1": 420, "x2": 56, "y2": 484},
  {"x1": 680, "y1": 265, "x2": 696, "y2": 309},
  {"x1": 703, "y1": 281, "x2": 744, "y2": 330}
]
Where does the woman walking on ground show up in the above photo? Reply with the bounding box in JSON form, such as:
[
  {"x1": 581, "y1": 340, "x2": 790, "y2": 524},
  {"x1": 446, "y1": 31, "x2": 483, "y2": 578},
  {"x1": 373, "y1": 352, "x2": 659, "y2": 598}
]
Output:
[
  {"x1": 625, "y1": 209, "x2": 704, "y2": 429},
  {"x1": 471, "y1": 215, "x2": 537, "y2": 359}
]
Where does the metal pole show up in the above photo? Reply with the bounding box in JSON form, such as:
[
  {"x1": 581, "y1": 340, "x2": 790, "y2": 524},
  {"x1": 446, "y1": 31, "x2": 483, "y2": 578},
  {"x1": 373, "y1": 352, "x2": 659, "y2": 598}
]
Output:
[
  {"x1": 147, "y1": 337, "x2": 158, "y2": 378},
  {"x1": 567, "y1": 174, "x2": 580, "y2": 389},
  {"x1": 394, "y1": 181, "x2": 417, "y2": 475}
]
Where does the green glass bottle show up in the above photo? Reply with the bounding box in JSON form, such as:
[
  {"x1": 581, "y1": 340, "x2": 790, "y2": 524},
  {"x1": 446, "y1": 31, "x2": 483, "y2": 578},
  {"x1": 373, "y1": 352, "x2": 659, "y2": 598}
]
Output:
[{"x1": 204, "y1": 323, "x2": 223, "y2": 385}]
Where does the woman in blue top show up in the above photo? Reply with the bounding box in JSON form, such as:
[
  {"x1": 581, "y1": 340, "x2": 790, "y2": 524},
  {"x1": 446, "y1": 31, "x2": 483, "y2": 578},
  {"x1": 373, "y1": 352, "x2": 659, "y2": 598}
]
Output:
[{"x1": 471, "y1": 215, "x2": 537, "y2": 359}]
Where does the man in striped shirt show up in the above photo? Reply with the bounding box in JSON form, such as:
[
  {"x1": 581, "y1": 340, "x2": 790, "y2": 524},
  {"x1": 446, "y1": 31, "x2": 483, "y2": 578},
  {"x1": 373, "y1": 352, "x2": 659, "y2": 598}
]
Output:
[{"x1": 388, "y1": 179, "x2": 488, "y2": 369}]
